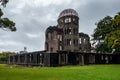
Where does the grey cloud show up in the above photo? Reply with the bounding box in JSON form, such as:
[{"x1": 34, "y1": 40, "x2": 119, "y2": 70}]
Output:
[
  {"x1": 0, "y1": 0, "x2": 120, "y2": 52},
  {"x1": 76, "y1": 0, "x2": 120, "y2": 35}
]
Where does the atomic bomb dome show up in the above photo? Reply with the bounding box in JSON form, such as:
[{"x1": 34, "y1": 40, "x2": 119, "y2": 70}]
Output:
[{"x1": 58, "y1": 8, "x2": 78, "y2": 19}]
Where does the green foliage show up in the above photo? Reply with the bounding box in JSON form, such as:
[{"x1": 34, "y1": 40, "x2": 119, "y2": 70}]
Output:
[
  {"x1": 0, "y1": 64, "x2": 120, "y2": 80},
  {"x1": 0, "y1": 0, "x2": 16, "y2": 31},
  {"x1": 112, "y1": 39, "x2": 120, "y2": 52},
  {"x1": 95, "y1": 42, "x2": 110, "y2": 53},
  {"x1": 0, "y1": 18, "x2": 16, "y2": 31},
  {"x1": 105, "y1": 30, "x2": 120, "y2": 53},
  {"x1": 0, "y1": 52, "x2": 15, "y2": 62},
  {"x1": 92, "y1": 16, "x2": 113, "y2": 41},
  {"x1": 112, "y1": 12, "x2": 120, "y2": 30},
  {"x1": 92, "y1": 13, "x2": 120, "y2": 53},
  {"x1": 0, "y1": 0, "x2": 9, "y2": 7},
  {"x1": 0, "y1": 8, "x2": 3, "y2": 16}
]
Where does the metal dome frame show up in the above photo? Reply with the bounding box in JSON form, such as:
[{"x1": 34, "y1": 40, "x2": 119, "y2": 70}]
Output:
[{"x1": 58, "y1": 9, "x2": 78, "y2": 18}]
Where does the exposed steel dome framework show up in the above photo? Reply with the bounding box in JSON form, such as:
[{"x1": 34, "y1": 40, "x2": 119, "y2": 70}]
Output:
[{"x1": 58, "y1": 9, "x2": 78, "y2": 18}]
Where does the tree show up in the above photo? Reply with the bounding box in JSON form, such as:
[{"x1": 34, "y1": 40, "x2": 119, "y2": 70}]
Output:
[
  {"x1": 92, "y1": 16, "x2": 113, "y2": 53},
  {"x1": 112, "y1": 39, "x2": 120, "y2": 53},
  {"x1": 105, "y1": 30, "x2": 120, "y2": 53},
  {"x1": 112, "y1": 12, "x2": 120, "y2": 30},
  {"x1": 92, "y1": 16, "x2": 113, "y2": 41},
  {"x1": 0, "y1": 0, "x2": 9, "y2": 7},
  {"x1": 0, "y1": 51, "x2": 15, "y2": 63},
  {"x1": 92, "y1": 12, "x2": 120, "y2": 53},
  {"x1": 0, "y1": 0, "x2": 16, "y2": 31},
  {"x1": 95, "y1": 42, "x2": 109, "y2": 53},
  {"x1": 105, "y1": 13, "x2": 120, "y2": 53}
]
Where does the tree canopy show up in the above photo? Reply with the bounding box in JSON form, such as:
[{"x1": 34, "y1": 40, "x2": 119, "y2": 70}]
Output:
[
  {"x1": 92, "y1": 16, "x2": 113, "y2": 41},
  {"x1": 0, "y1": 51, "x2": 15, "y2": 63},
  {"x1": 92, "y1": 12, "x2": 120, "y2": 53},
  {"x1": 0, "y1": 0, "x2": 16, "y2": 31},
  {"x1": 105, "y1": 30, "x2": 120, "y2": 52}
]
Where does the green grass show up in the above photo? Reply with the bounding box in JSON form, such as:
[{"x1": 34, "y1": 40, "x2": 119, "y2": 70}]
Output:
[{"x1": 0, "y1": 64, "x2": 120, "y2": 80}]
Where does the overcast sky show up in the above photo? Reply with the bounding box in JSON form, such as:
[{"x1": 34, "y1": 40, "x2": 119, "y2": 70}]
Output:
[{"x1": 0, "y1": 0, "x2": 120, "y2": 52}]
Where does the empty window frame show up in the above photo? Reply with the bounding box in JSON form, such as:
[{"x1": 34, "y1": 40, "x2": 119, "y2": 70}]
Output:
[
  {"x1": 73, "y1": 28, "x2": 78, "y2": 34},
  {"x1": 59, "y1": 46, "x2": 62, "y2": 50},
  {"x1": 74, "y1": 39, "x2": 78, "y2": 46},
  {"x1": 67, "y1": 39, "x2": 72, "y2": 46},
  {"x1": 84, "y1": 38, "x2": 86, "y2": 44},
  {"x1": 65, "y1": 18, "x2": 71, "y2": 23},
  {"x1": 79, "y1": 38, "x2": 82, "y2": 44},
  {"x1": 66, "y1": 28, "x2": 72, "y2": 34}
]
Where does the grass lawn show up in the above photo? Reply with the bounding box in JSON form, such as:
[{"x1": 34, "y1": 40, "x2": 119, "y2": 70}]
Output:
[{"x1": 0, "y1": 64, "x2": 120, "y2": 80}]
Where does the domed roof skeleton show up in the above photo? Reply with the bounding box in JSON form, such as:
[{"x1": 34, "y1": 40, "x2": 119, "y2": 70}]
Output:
[{"x1": 58, "y1": 9, "x2": 78, "y2": 18}]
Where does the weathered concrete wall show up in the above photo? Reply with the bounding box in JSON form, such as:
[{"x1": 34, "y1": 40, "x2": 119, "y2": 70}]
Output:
[{"x1": 8, "y1": 51, "x2": 120, "y2": 67}]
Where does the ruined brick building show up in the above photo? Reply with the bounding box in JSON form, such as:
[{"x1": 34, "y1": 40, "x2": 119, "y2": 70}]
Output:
[
  {"x1": 8, "y1": 9, "x2": 120, "y2": 66},
  {"x1": 45, "y1": 9, "x2": 91, "y2": 53}
]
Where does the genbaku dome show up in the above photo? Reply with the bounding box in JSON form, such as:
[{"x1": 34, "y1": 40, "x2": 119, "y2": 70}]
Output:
[
  {"x1": 8, "y1": 9, "x2": 119, "y2": 66},
  {"x1": 45, "y1": 9, "x2": 91, "y2": 53}
]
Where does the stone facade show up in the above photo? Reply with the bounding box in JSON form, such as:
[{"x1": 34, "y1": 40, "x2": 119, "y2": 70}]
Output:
[
  {"x1": 45, "y1": 9, "x2": 91, "y2": 53},
  {"x1": 45, "y1": 26, "x2": 60, "y2": 53},
  {"x1": 79, "y1": 32, "x2": 91, "y2": 52},
  {"x1": 8, "y1": 51, "x2": 120, "y2": 66},
  {"x1": 8, "y1": 9, "x2": 96, "y2": 67}
]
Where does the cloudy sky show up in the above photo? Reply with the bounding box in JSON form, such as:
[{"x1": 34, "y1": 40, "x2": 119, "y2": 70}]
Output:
[{"x1": 0, "y1": 0, "x2": 120, "y2": 52}]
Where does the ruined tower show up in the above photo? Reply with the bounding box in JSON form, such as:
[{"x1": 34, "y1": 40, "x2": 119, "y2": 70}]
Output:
[
  {"x1": 57, "y1": 9, "x2": 79, "y2": 52},
  {"x1": 45, "y1": 9, "x2": 91, "y2": 53},
  {"x1": 45, "y1": 26, "x2": 59, "y2": 53}
]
